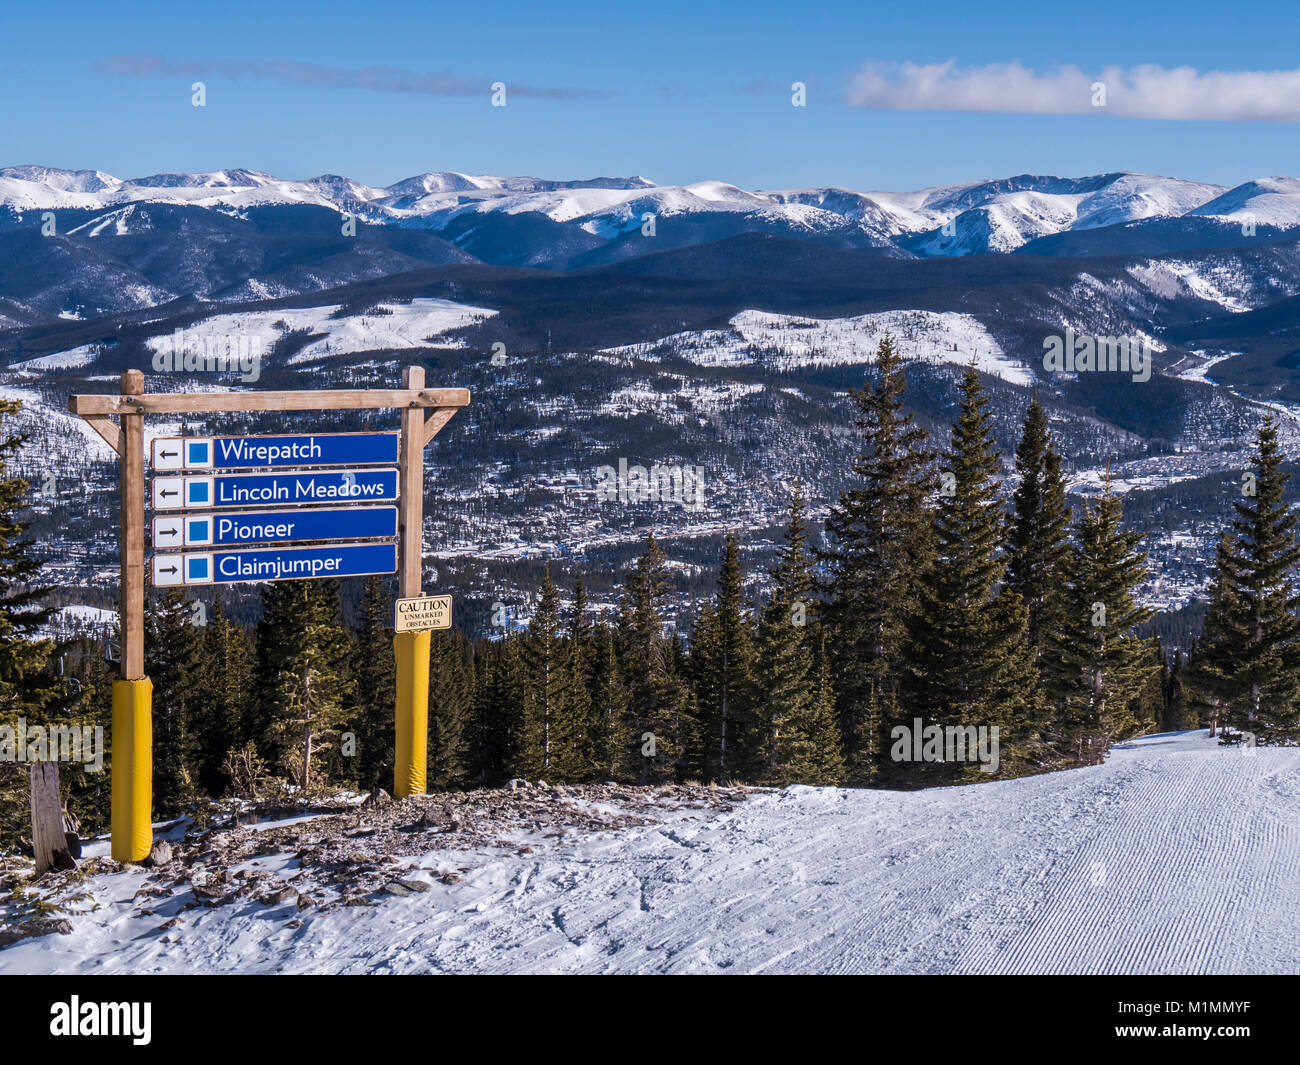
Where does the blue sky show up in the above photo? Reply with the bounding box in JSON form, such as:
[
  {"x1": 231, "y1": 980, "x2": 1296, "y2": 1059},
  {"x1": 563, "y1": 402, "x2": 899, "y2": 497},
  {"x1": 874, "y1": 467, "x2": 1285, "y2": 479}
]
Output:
[{"x1": 4, "y1": 0, "x2": 1299, "y2": 191}]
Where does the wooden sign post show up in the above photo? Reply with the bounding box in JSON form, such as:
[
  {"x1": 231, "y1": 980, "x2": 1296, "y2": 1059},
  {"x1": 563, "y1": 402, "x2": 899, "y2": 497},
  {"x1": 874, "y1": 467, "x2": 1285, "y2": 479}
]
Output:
[{"x1": 71, "y1": 367, "x2": 469, "y2": 860}]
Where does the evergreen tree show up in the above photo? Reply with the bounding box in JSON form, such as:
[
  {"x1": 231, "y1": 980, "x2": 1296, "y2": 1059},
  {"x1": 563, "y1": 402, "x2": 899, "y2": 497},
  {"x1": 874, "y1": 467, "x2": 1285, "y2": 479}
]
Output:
[
  {"x1": 903, "y1": 367, "x2": 1040, "y2": 780},
  {"x1": 694, "y1": 533, "x2": 755, "y2": 781},
  {"x1": 0, "y1": 399, "x2": 61, "y2": 846},
  {"x1": 1194, "y1": 417, "x2": 1300, "y2": 744},
  {"x1": 821, "y1": 335, "x2": 936, "y2": 783},
  {"x1": 805, "y1": 632, "x2": 847, "y2": 784},
  {"x1": 1007, "y1": 397, "x2": 1072, "y2": 661},
  {"x1": 522, "y1": 568, "x2": 568, "y2": 778},
  {"x1": 557, "y1": 579, "x2": 596, "y2": 781},
  {"x1": 619, "y1": 535, "x2": 693, "y2": 783},
  {"x1": 1187, "y1": 534, "x2": 1240, "y2": 737},
  {"x1": 470, "y1": 635, "x2": 525, "y2": 785},
  {"x1": 753, "y1": 486, "x2": 843, "y2": 784},
  {"x1": 589, "y1": 623, "x2": 631, "y2": 782},
  {"x1": 257, "y1": 580, "x2": 354, "y2": 791},
  {"x1": 1045, "y1": 479, "x2": 1156, "y2": 764},
  {"x1": 1163, "y1": 650, "x2": 1196, "y2": 731},
  {"x1": 350, "y1": 575, "x2": 395, "y2": 791},
  {"x1": 429, "y1": 630, "x2": 475, "y2": 788},
  {"x1": 195, "y1": 592, "x2": 253, "y2": 795},
  {"x1": 145, "y1": 590, "x2": 204, "y2": 812}
]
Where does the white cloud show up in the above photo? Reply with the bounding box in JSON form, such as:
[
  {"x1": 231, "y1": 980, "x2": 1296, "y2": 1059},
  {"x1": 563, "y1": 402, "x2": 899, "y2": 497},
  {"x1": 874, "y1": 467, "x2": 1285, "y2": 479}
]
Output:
[{"x1": 846, "y1": 60, "x2": 1300, "y2": 121}]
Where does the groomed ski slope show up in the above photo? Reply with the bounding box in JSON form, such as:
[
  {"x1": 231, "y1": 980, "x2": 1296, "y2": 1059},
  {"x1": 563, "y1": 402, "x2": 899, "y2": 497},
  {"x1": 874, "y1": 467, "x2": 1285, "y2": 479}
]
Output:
[{"x1": 7, "y1": 730, "x2": 1299, "y2": 974}]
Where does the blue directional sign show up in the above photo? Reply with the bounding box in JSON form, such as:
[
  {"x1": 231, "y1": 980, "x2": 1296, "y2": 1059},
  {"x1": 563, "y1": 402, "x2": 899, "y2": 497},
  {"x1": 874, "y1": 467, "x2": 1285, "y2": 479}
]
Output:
[
  {"x1": 152, "y1": 469, "x2": 398, "y2": 509},
  {"x1": 152, "y1": 506, "x2": 397, "y2": 547},
  {"x1": 152, "y1": 433, "x2": 398, "y2": 471},
  {"x1": 152, "y1": 542, "x2": 397, "y2": 586}
]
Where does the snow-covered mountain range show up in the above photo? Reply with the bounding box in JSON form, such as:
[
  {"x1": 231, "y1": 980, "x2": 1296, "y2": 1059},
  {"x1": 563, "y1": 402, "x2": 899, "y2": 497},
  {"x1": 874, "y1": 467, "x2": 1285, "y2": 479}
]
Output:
[{"x1": 3, "y1": 165, "x2": 1298, "y2": 261}]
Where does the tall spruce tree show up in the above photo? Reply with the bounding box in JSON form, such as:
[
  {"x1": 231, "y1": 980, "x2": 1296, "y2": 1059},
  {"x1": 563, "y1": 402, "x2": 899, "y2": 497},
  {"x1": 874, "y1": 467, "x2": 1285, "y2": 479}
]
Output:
[
  {"x1": 694, "y1": 533, "x2": 755, "y2": 782},
  {"x1": 903, "y1": 367, "x2": 1040, "y2": 781},
  {"x1": 1007, "y1": 397, "x2": 1072, "y2": 661},
  {"x1": 1193, "y1": 417, "x2": 1300, "y2": 744},
  {"x1": 619, "y1": 534, "x2": 693, "y2": 783},
  {"x1": 522, "y1": 569, "x2": 568, "y2": 778},
  {"x1": 588, "y1": 622, "x2": 631, "y2": 782},
  {"x1": 0, "y1": 399, "x2": 61, "y2": 846},
  {"x1": 821, "y1": 335, "x2": 935, "y2": 783},
  {"x1": 557, "y1": 578, "x2": 596, "y2": 781},
  {"x1": 1045, "y1": 477, "x2": 1156, "y2": 765},
  {"x1": 753, "y1": 485, "x2": 843, "y2": 784}
]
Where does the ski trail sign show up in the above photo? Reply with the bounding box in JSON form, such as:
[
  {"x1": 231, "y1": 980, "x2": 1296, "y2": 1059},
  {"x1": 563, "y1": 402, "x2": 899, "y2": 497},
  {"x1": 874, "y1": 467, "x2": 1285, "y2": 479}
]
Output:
[
  {"x1": 151, "y1": 432, "x2": 399, "y2": 470},
  {"x1": 152, "y1": 542, "x2": 398, "y2": 586},
  {"x1": 151, "y1": 469, "x2": 398, "y2": 509},
  {"x1": 69, "y1": 368, "x2": 470, "y2": 859}
]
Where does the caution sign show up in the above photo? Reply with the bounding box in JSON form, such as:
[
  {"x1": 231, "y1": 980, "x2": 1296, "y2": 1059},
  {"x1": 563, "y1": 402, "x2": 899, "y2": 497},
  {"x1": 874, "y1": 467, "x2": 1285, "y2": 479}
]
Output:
[{"x1": 395, "y1": 594, "x2": 452, "y2": 632}]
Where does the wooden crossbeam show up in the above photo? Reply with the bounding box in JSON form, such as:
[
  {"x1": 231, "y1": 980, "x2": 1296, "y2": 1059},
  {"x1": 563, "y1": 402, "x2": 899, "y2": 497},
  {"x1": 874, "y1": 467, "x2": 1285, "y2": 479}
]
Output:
[{"x1": 68, "y1": 387, "x2": 470, "y2": 416}]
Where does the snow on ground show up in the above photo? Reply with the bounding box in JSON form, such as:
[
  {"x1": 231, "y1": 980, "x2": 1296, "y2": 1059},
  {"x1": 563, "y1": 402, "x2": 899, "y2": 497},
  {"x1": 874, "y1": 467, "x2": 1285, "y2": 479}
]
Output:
[
  {"x1": 4, "y1": 731, "x2": 1298, "y2": 974},
  {"x1": 1175, "y1": 350, "x2": 1240, "y2": 384},
  {"x1": 47, "y1": 605, "x2": 117, "y2": 633},
  {"x1": 1129, "y1": 260, "x2": 1254, "y2": 313},
  {"x1": 605, "y1": 308, "x2": 1032, "y2": 386},
  {"x1": 134, "y1": 299, "x2": 497, "y2": 367}
]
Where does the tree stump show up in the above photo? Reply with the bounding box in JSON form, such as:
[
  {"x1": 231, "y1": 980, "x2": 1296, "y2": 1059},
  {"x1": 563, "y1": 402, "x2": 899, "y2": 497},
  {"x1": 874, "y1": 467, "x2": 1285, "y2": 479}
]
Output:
[{"x1": 30, "y1": 761, "x2": 76, "y2": 876}]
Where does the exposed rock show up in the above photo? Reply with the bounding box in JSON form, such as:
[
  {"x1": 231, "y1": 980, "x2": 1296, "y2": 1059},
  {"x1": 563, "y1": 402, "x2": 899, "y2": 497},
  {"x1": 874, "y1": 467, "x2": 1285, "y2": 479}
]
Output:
[
  {"x1": 383, "y1": 881, "x2": 412, "y2": 897},
  {"x1": 362, "y1": 789, "x2": 393, "y2": 807},
  {"x1": 396, "y1": 877, "x2": 431, "y2": 894}
]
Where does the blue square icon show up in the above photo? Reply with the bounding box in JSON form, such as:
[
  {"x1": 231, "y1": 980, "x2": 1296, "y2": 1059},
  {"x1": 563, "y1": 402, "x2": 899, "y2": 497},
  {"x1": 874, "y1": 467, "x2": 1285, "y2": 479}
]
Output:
[
  {"x1": 186, "y1": 557, "x2": 209, "y2": 581},
  {"x1": 188, "y1": 519, "x2": 209, "y2": 543},
  {"x1": 187, "y1": 441, "x2": 210, "y2": 466},
  {"x1": 188, "y1": 481, "x2": 209, "y2": 504}
]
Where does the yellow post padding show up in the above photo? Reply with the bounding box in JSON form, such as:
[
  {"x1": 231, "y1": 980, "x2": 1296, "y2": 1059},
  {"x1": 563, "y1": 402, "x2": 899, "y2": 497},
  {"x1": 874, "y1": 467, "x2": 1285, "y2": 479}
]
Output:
[
  {"x1": 394, "y1": 629, "x2": 431, "y2": 798},
  {"x1": 111, "y1": 678, "x2": 153, "y2": 862}
]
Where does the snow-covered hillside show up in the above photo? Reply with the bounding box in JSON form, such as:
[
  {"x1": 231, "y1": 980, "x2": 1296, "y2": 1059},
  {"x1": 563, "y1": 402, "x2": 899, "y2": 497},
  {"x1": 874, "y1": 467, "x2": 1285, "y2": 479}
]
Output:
[
  {"x1": 605, "y1": 308, "x2": 1033, "y2": 385},
  {"x1": 4, "y1": 731, "x2": 1296, "y2": 974}
]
